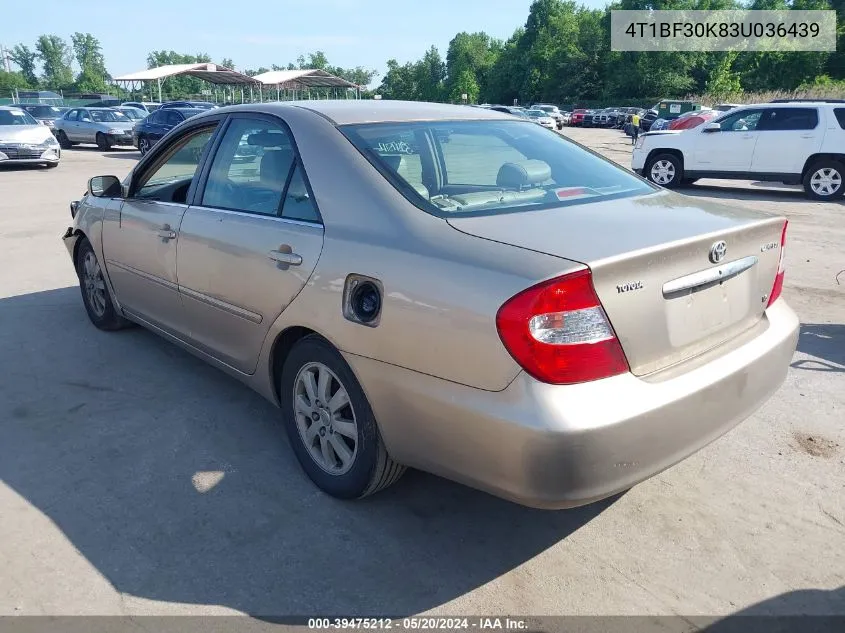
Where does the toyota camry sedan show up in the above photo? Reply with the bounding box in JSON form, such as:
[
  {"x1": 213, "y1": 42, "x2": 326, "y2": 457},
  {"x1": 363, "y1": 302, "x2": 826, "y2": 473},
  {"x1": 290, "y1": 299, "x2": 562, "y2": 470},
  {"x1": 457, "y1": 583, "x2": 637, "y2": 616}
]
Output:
[{"x1": 63, "y1": 101, "x2": 798, "y2": 509}]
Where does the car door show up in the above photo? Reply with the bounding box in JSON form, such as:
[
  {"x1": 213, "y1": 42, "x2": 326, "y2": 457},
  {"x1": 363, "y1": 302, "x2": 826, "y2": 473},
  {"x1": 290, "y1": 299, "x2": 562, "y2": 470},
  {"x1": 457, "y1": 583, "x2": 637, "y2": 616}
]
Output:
[
  {"x1": 750, "y1": 107, "x2": 823, "y2": 175},
  {"x1": 101, "y1": 122, "x2": 221, "y2": 336},
  {"x1": 77, "y1": 109, "x2": 96, "y2": 143},
  {"x1": 62, "y1": 109, "x2": 80, "y2": 141},
  {"x1": 176, "y1": 113, "x2": 324, "y2": 373},
  {"x1": 690, "y1": 108, "x2": 764, "y2": 172}
]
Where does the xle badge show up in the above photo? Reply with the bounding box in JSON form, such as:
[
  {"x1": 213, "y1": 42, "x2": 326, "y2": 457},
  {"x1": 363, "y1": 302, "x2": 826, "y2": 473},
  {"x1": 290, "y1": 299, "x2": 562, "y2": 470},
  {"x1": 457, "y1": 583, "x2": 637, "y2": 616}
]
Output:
[{"x1": 617, "y1": 281, "x2": 644, "y2": 294}]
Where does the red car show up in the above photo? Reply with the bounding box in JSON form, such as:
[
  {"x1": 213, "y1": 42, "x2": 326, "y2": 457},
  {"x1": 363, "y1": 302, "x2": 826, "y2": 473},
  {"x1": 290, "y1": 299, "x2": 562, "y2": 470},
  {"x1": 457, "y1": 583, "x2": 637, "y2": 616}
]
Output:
[
  {"x1": 570, "y1": 109, "x2": 589, "y2": 126},
  {"x1": 668, "y1": 109, "x2": 718, "y2": 131}
]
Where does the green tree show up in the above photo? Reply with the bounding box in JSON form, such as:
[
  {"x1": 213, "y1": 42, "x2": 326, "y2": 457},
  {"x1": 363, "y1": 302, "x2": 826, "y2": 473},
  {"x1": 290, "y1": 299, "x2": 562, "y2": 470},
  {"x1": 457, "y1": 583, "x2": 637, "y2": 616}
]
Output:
[
  {"x1": 449, "y1": 68, "x2": 480, "y2": 103},
  {"x1": 0, "y1": 70, "x2": 31, "y2": 93},
  {"x1": 36, "y1": 35, "x2": 74, "y2": 89},
  {"x1": 9, "y1": 45, "x2": 38, "y2": 86},
  {"x1": 445, "y1": 32, "x2": 500, "y2": 102},
  {"x1": 71, "y1": 33, "x2": 109, "y2": 92}
]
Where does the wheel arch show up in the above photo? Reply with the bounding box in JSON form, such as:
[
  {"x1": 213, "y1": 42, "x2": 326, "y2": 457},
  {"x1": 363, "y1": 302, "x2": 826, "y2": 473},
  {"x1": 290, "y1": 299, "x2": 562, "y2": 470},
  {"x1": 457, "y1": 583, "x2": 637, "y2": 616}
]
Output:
[
  {"x1": 801, "y1": 153, "x2": 845, "y2": 178},
  {"x1": 645, "y1": 148, "x2": 685, "y2": 170},
  {"x1": 269, "y1": 325, "x2": 326, "y2": 404}
]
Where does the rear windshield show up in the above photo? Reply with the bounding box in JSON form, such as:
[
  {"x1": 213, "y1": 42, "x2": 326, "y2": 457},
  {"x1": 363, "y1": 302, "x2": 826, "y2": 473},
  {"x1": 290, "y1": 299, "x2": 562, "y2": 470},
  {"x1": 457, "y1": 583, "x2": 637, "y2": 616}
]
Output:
[{"x1": 341, "y1": 120, "x2": 655, "y2": 217}]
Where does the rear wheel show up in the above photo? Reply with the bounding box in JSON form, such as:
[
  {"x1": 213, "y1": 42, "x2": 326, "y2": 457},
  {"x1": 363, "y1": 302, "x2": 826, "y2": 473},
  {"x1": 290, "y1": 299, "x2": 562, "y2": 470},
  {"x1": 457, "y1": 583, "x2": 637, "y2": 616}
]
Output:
[
  {"x1": 96, "y1": 132, "x2": 111, "y2": 151},
  {"x1": 646, "y1": 153, "x2": 683, "y2": 188},
  {"x1": 803, "y1": 160, "x2": 845, "y2": 201},
  {"x1": 56, "y1": 130, "x2": 72, "y2": 149},
  {"x1": 279, "y1": 335, "x2": 405, "y2": 500}
]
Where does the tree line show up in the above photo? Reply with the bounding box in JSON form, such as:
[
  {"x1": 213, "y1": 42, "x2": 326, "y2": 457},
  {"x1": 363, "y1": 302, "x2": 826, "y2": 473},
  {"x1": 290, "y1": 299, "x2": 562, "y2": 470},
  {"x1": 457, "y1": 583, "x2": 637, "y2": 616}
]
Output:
[{"x1": 3, "y1": 0, "x2": 844, "y2": 104}]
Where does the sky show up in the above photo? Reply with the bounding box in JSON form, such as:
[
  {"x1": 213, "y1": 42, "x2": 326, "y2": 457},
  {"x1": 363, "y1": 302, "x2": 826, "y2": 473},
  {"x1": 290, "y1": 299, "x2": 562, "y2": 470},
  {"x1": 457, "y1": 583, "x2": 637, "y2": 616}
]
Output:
[{"x1": 3, "y1": 0, "x2": 606, "y2": 85}]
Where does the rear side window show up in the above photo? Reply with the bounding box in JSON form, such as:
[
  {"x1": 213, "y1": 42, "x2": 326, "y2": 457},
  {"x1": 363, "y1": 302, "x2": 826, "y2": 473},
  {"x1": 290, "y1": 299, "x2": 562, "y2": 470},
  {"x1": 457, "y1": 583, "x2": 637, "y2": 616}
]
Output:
[
  {"x1": 341, "y1": 119, "x2": 655, "y2": 217},
  {"x1": 165, "y1": 111, "x2": 183, "y2": 126},
  {"x1": 759, "y1": 108, "x2": 818, "y2": 131},
  {"x1": 834, "y1": 108, "x2": 845, "y2": 129}
]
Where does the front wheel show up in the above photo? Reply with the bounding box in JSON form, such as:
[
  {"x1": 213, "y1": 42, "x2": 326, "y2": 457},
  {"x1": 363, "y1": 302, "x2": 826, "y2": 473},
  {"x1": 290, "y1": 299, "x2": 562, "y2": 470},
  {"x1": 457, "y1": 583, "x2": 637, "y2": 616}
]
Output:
[
  {"x1": 76, "y1": 238, "x2": 132, "y2": 331},
  {"x1": 279, "y1": 335, "x2": 405, "y2": 500},
  {"x1": 803, "y1": 160, "x2": 845, "y2": 201},
  {"x1": 646, "y1": 153, "x2": 683, "y2": 188},
  {"x1": 138, "y1": 136, "x2": 151, "y2": 156},
  {"x1": 56, "y1": 130, "x2": 72, "y2": 149},
  {"x1": 96, "y1": 132, "x2": 111, "y2": 151}
]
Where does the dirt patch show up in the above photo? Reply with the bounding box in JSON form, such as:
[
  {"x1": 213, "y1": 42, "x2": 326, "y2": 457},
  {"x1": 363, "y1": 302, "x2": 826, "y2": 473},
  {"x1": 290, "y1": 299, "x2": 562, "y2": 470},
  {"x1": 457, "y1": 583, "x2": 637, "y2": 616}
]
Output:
[{"x1": 793, "y1": 432, "x2": 840, "y2": 458}]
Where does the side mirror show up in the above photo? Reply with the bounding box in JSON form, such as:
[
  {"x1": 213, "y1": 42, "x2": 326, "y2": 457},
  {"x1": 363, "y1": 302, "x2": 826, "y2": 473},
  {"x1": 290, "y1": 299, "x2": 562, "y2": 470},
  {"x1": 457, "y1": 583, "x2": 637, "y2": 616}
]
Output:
[
  {"x1": 702, "y1": 122, "x2": 721, "y2": 133},
  {"x1": 88, "y1": 175, "x2": 122, "y2": 198}
]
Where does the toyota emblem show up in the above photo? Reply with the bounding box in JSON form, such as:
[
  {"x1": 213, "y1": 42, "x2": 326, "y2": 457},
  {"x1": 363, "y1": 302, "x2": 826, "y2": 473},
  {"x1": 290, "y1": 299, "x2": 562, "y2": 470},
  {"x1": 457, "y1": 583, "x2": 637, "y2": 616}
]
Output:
[{"x1": 709, "y1": 240, "x2": 727, "y2": 263}]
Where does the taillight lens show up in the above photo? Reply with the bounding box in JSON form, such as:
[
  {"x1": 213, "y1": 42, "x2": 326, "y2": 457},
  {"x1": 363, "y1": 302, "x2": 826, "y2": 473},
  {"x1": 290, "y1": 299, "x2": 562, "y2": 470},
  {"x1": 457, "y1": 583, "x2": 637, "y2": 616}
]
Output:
[
  {"x1": 496, "y1": 269, "x2": 630, "y2": 385},
  {"x1": 766, "y1": 220, "x2": 788, "y2": 308}
]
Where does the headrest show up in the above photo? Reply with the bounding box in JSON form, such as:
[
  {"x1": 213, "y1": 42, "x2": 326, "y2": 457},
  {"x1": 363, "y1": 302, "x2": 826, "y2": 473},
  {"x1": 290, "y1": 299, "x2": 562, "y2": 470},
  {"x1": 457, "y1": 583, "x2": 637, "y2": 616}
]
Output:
[
  {"x1": 496, "y1": 160, "x2": 551, "y2": 189},
  {"x1": 260, "y1": 149, "x2": 294, "y2": 184}
]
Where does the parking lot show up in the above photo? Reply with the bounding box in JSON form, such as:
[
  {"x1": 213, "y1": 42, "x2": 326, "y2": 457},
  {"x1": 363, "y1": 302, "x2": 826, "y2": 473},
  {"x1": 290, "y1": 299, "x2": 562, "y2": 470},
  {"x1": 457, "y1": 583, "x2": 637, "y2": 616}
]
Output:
[{"x1": 0, "y1": 128, "x2": 842, "y2": 618}]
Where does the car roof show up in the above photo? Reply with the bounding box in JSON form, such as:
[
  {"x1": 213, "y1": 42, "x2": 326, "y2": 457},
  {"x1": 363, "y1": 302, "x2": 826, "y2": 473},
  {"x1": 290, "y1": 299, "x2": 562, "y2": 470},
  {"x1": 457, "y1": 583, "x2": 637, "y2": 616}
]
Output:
[{"x1": 248, "y1": 100, "x2": 515, "y2": 125}]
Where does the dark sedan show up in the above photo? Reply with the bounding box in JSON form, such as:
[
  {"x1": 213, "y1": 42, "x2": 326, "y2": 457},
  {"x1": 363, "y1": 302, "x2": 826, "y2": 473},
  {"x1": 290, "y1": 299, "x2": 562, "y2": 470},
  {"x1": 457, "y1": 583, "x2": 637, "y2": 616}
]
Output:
[
  {"x1": 19, "y1": 104, "x2": 70, "y2": 134},
  {"x1": 133, "y1": 107, "x2": 204, "y2": 155},
  {"x1": 159, "y1": 101, "x2": 218, "y2": 111}
]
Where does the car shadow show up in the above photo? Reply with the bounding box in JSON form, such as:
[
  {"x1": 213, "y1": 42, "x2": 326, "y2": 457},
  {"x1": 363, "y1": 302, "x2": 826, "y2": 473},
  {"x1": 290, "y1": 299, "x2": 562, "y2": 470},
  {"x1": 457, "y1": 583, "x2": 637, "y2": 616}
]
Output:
[
  {"x1": 702, "y1": 585, "x2": 845, "y2": 631},
  {"x1": 791, "y1": 323, "x2": 845, "y2": 373},
  {"x1": 0, "y1": 287, "x2": 615, "y2": 617}
]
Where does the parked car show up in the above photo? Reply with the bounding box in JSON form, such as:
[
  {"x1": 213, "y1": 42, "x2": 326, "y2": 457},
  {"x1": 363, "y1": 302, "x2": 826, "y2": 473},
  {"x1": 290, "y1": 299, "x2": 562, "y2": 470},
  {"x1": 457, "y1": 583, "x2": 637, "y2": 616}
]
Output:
[
  {"x1": 122, "y1": 101, "x2": 162, "y2": 113},
  {"x1": 133, "y1": 107, "x2": 204, "y2": 155},
  {"x1": 632, "y1": 101, "x2": 845, "y2": 200},
  {"x1": 18, "y1": 104, "x2": 69, "y2": 134},
  {"x1": 115, "y1": 106, "x2": 148, "y2": 122},
  {"x1": 570, "y1": 109, "x2": 589, "y2": 126},
  {"x1": 0, "y1": 106, "x2": 61, "y2": 168},
  {"x1": 54, "y1": 107, "x2": 135, "y2": 150},
  {"x1": 489, "y1": 105, "x2": 530, "y2": 119},
  {"x1": 159, "y1": 101, "x2": 218, "y2": 111},
  {"x1": 668, "y1": 109, "x2": 718, "y2": 131},
  {"x1": 650, "y1": 118, "x2": 671, "y2": 131},
  {"x1": 532, "y1": 104, "x2": 564, "y2": 128},
  {"x1": 560, "y1": 111, "x2": 572, "y2": 125},
  {"x1": 639, "y1": 109, "x2": 659, "y2": 132},
  {"x1": 64, "y1": 101, "x2": 797, "y2": 509},
  {"x1": 526, "y1": 109, "x2": 556, "y2": 129}
]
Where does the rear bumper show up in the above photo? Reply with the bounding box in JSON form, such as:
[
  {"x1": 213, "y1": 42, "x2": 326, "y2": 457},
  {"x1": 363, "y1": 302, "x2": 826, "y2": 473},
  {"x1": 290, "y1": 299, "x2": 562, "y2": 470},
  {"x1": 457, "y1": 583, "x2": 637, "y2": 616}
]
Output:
[{"x1": 346, "y1": 300, "x2": 799, "y2": 509}]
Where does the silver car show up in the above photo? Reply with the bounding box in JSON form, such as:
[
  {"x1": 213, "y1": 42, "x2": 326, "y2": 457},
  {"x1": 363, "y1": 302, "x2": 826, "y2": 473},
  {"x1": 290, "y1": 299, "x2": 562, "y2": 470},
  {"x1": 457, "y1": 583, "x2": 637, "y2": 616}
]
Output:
[
  {"x1": 0, "y1": 106, "x2": 61, "y2": 168},
  {"x1": 63, "y1": 101, "x2": 798, "y2": 509},
  {"x1": 54, "y1": 107, "x2": 136, "y2": 150}
]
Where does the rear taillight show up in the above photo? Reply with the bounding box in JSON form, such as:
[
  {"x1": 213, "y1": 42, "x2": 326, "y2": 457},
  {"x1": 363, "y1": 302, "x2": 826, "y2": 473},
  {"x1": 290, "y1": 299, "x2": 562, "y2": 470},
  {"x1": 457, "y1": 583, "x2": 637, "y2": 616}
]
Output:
[
  {"x1": 496, "y1": 269, "x2": 630, "y2": 385},
  {"x1": 766, "y1": 220, "x2": 788, "y2": 308}
]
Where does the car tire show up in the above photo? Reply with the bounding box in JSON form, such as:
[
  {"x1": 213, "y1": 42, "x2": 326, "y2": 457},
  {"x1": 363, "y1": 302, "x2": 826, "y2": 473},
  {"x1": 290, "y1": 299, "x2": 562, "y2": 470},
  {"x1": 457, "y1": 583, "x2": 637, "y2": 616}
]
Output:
[
  {"x1": 138, "y1": 136, "x2": 151, "y2": 156},
  {"x1": 279, "y1": 335, "x2": 406, "y2": 500},
  {"x1": 646, "y1": 153, "x2": 683, "y2": 188},
  {"x1": 56, "y1": 130, "x2": 72, "y2": 149},
  {"x1": 803, "y1": 159, "x2": 845, "y2": 201},
  {"x1": 96, "y1": 133, "x2": 111, "y2": 151},
  {"x1": 75, "y1": 238, "x2": 132, "y2": 331}
]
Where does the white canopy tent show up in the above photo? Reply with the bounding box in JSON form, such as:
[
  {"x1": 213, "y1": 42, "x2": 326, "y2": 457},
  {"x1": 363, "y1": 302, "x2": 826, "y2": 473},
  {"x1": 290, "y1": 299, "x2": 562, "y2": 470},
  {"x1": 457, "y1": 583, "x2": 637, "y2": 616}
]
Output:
[
  {"x1": 252, "y1": 69, "x2": 361, "y2": 100},
  {"x1": 113, "y1": 63, "x2": 261, "y2": 103}
]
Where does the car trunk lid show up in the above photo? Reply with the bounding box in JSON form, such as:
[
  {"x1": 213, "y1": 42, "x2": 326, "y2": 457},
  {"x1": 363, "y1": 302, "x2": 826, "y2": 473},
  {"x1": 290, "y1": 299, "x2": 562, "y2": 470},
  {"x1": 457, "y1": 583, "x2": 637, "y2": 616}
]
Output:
[{"x1": 447, "y1": 190, "x2": 786, "y2": 377}]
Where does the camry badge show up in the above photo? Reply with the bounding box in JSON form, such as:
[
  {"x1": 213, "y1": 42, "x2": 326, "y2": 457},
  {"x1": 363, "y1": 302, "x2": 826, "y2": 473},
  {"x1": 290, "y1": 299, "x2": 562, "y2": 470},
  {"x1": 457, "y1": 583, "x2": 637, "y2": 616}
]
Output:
[{"x1": 709, "y1": 240, "x2": 727, "y2": 264}]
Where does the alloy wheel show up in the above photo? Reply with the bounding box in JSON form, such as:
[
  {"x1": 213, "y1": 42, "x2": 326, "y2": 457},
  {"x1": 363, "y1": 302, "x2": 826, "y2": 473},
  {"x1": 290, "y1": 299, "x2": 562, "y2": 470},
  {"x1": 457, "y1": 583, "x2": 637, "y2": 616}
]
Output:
[
  {"x1": 650, "y1": 160, "x2": 676, "y2": 185},
  {"x1": 810, "y1": 167, "x2": 842, "y2": 197},
  {"x1": 293, "y1": 362, "x2": 358, "y2": 475},
  {"x1": 82, "y1": 251, "x2": 107, "y2": 317}
]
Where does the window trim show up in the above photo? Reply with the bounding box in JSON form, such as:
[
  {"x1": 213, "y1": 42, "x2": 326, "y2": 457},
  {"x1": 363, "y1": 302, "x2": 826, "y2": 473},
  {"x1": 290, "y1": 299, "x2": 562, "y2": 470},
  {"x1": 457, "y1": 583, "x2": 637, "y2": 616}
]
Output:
[
  {"x1": 712, "y1": 108, "x2": 765, "y2": 133},
  {"x1": 191, "y1": 112, "x2": 323, "y2": 225}
]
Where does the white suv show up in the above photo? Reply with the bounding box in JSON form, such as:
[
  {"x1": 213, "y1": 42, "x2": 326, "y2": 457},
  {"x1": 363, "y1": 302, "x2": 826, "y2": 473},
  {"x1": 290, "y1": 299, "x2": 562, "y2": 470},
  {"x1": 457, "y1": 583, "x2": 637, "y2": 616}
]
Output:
[{"x1": 631, "y1": 102, "x2": 845, "y2": 200}]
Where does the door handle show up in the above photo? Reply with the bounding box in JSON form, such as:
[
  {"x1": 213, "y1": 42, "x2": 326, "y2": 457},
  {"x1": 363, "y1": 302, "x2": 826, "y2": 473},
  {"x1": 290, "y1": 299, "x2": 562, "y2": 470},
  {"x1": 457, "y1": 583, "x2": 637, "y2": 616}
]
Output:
[
  {"x1": 268, "y1": 249, "x2": 302, "y2": 266},
  {"x1": 157, "y1": 228, "x2": 177, "y2": 240},
  {"x1": 800, "y1": 134, "x2": 815, "y2": 139}
]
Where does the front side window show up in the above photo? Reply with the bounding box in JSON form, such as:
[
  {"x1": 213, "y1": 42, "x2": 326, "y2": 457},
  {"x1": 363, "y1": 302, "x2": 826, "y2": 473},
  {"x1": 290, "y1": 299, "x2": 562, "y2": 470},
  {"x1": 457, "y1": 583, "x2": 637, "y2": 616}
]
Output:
[
  {"x1": 714, "y1": 109, "x2": 763, "y2": 132},
  {"x1": 342, "y1": 119, "x2": 655, "y2": 217},
  {"x1": 201, "y1": 118, "x2": 296, "y2": 216},
  {"x1": 134, "y1": 127, "x2": 216, "y2": 203},
  {"x1": 165, "y1": 111, "x2": 183, "y2": 126},
  {"x1": 758, "y1": 108, "x2": 819, "y2": 131}
]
